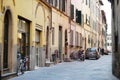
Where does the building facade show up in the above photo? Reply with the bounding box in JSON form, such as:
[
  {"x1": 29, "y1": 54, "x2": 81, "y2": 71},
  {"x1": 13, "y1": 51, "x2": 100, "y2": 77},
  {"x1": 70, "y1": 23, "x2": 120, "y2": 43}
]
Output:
[
  {"x1": 0, "y1": 0, "x2": 52, "y2": 79},
  {"x1": 0, "y1": 0, "x2": 107, "y2": 79},
  {"x1": 109, "y1": 0, "x2": 120, "y2": 79},
  {"x1": 44, "y1": 0, "x2": 71, "y2": 62}
]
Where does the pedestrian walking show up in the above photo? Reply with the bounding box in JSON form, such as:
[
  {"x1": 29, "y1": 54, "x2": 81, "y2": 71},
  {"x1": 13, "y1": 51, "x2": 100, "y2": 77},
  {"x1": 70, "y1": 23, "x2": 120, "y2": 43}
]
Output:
[{"x1": 52, "y1": 50, "x2": 58, "y2": 64}]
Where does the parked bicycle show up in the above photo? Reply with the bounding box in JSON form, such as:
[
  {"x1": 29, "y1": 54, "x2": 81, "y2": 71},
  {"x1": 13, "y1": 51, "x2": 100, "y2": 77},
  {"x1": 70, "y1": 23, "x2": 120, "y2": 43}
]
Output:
[{"x1": 17, "y1": 52, "x2": 26, "y2": 75}]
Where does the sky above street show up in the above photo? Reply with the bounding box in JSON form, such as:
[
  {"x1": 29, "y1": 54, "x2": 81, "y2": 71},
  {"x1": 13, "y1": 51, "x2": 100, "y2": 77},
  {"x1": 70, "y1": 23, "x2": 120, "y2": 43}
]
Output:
[{"x1": 101, "y1": 0, "x2": 111, "y2": 34}]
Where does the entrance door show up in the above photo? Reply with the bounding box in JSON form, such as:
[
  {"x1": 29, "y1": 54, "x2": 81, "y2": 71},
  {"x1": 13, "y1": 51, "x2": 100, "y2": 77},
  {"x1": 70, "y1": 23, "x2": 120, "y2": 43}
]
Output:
[
  {"x1": 65, "y1": 30, "x2": 68, "y2": 55},
  {"x1": 59, "y1": 26, "x2": 62, "y2": 60},
  {"x1": 46, "y1": 27, "x2": 49, "y2": 59},
  {"x1": 3, "y1": 11, "x2": 9, "y2": 68},
  {"x1": 35, "y1": 30, "x2": 40, "y2": 67},
  {"x1": 85, "y1": 38, "x2": 86, "y2": 50},
  {"x1": 35, "y1": 43, "x2": 39, "y2": 66}
]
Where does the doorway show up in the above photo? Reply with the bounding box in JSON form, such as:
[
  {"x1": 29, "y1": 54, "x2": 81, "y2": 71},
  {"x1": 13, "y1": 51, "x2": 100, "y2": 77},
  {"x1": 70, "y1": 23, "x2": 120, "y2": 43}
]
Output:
[
  {"x1": 59, "y1": 26, "x2": 62, "y2": 60},
  {"x1": 3, "y1": 10, "x2": 13, "y2": 73},
  {"x1": 65, "y1": 29, "x2": 68, "y2": 55},
  {"x1": 46, "y1": 26, "x2": 49, "y2": 59},
  {"x1": 17, "y1": 18, "x2": 30, "y2": 70},
  {"x1": 35, "y1": 29, "x2": 40, "y2": 67}
]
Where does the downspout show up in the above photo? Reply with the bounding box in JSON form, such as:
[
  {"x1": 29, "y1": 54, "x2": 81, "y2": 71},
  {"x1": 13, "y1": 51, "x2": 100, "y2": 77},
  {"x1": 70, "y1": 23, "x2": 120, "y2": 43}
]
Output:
[
  {"x1": 69, "y1": 0, "x2": 71, "y2": 33},
  {"x1": 67, "y1": 0, "x2": 71, "y2": 61}
]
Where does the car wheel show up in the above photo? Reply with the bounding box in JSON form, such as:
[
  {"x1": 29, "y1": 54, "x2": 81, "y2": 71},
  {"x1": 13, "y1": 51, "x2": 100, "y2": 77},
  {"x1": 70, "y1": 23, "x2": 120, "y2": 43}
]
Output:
[{"x1": 96, "y1": 56, "x2": 99, "y2": 60}]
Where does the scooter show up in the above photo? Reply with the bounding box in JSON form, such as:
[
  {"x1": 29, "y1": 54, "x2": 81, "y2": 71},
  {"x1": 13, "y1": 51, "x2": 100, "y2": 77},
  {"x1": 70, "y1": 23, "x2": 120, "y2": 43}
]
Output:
[{"x1": 79, "y1": 50, "x2": 85, "y2": 61}]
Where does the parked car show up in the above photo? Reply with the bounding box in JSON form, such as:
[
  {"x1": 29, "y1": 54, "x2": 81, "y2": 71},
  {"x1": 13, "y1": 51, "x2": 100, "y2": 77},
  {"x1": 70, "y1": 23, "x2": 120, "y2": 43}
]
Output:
[
  {"x1": 104, "y1": 50, "x2": 109, "y2": 55},
  {"x1": 85, "y1": 48, "x2": 100, "y2": 59}
]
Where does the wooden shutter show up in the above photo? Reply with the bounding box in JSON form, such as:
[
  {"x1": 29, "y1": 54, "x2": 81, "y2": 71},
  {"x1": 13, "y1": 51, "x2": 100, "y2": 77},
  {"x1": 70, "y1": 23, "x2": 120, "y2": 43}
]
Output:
[
  {"x1": 71, "y1": 4, "x2": 74, "y2": 20},
  {"x1": 76, "y1": 10, "x2": 82, "y2": 25},
  {"x1": 70, "y1": 30, "x2": 73, "y2": 46}
]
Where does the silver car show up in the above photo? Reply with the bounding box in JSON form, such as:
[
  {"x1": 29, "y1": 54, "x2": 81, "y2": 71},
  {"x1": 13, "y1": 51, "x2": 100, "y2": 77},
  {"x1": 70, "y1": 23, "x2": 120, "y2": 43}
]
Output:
[{"x1": 85, "y1": 48, "x2": 100, "y2": 59}]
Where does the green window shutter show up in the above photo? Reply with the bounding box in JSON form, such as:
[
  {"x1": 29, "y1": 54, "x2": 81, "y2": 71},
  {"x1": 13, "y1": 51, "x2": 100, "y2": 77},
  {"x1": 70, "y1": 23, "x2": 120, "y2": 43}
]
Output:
[
  {"x1": 78, "y1": 11, "x2": 82, "y2": 25},
  {"x1": 76, "y1": 10, "x2": 82, "y2": 25}
]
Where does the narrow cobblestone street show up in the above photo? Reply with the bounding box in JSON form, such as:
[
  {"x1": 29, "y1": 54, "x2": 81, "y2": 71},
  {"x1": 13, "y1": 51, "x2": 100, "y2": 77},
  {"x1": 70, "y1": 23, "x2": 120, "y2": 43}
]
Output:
[{"x1": 10, "y1": 54, "x2": 118, "y2": 80}]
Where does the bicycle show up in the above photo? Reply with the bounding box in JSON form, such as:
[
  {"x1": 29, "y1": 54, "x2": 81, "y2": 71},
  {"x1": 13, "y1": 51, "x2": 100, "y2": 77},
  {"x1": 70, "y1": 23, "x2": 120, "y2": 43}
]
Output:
[{"x1": 17, "y1": 58, "x2": 26, "y2": 75}]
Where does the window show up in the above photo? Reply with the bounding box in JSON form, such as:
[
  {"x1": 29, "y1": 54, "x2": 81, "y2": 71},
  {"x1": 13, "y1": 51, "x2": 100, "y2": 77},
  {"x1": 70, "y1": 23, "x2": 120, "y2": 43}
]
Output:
[
  {"x1": 117, "y1": 0, "x2": 119, "y2": 5},
  {"x1": 86, "y1": 14, "x2": 87, "y2": 24},
  {"x1": 71, "y1": 4, "x2": 74, "y2": 20},
  {"x1": 110, "y1": 43, "x2": 112, "y2": 46},
  {"x1": 86, "y1": 0, "x2": 87, "y2": 5},
  {"x1": 75, "y1": 32, "x2": 79, "y2": 46},
  {"x1": 46, "y1": 0, "x2": 53, "y2": 5},
  {"x1": 88, "y1": 35, "x2": 90, "y2": 44},
  {"x1": 76, "y1": 10, "x2": 82, "y2": 25},
  {"x1": 107, "y1": 43, "x2": 109, "y2": 46},
  {"x1": 62, "y1": 0, "x2": 65, "y2": 12},
  {"x1": 78, "y1": 33, "x2": 80, "y2": 46},
  {"x1": 86, "y1": 14, "x2": 90, "y2": 25},
  {"x1": 46, "y1": 0, "x2": 50, "y2": 3},
  {"x1": 59, "y1": 0, "x2": 65, "y2": 12},
  {"x1": 59, "y1": 0, "x2": 62, "y2": 11},
  {"x1": 53, "y1": 0, "x2": 58, "y2": 7},
  {"x1": 50, "y1": 0, "x2": 53, "y2": 5},
  {"x1": 89, "y1": 0, "x2": 90, "y2": 7},
  {"x1": 80, "y1": 33, "x2": 82, "y2": 46}
]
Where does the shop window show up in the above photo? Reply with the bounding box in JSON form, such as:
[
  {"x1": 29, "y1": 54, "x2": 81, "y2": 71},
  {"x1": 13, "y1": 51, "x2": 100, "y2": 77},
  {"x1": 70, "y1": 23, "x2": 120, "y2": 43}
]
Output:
[{"x1": 17, "y1": 17, "x2": 30, "y2": 70}]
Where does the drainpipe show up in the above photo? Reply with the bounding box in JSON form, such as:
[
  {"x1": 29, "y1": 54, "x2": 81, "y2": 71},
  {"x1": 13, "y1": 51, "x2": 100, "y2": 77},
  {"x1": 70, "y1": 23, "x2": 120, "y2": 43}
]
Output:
[
  {"x1": 0, "y1": 0, "x2": 3, "y2": 79},
  {"x1": 50, "y1": 6, "x2": 52, "y2": 62},
  {"x1": 0, "y1": 53, "x2": 2, "y2": 80},
  {"x1": 67, "y1": 0, "x2": 71, "y2": 61}
]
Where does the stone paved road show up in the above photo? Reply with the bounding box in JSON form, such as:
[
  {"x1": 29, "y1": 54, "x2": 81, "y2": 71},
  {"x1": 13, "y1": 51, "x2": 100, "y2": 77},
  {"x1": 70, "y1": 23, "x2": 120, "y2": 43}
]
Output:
[{"x1": 10, "y1": 54, "x2": 119, "y2": 80}]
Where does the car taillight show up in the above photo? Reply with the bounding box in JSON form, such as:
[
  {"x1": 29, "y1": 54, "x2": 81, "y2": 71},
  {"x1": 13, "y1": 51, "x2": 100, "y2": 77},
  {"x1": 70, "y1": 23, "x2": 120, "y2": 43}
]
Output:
[{"x1": 95, "y1": 52, "x2": 97, "y2": 54}]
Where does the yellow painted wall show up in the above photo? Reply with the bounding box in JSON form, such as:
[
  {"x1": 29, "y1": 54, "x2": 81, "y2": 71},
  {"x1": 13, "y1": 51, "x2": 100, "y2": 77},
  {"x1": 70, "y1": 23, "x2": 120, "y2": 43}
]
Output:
[
  {"x1": 1, "y1": 0, "x2": 51, "y2": 47},
  {"x1": 0, "y1": 0, "x2": 51, "y2": 72},
  {"x1": 16, "y1": 0, "x2": 33, "y2": 20}
]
